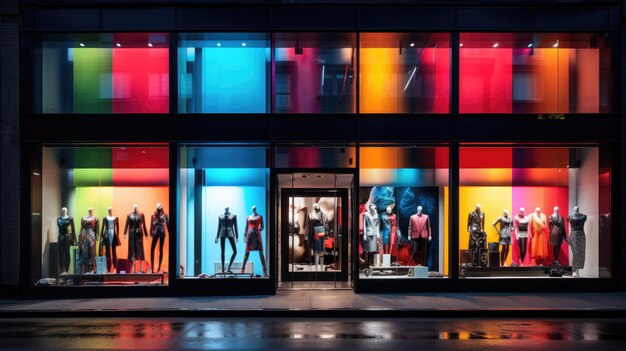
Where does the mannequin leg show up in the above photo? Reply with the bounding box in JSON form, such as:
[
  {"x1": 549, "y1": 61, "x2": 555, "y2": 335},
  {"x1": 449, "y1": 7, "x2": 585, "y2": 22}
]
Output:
[
  {"x1": 104, "y1": 243, "x2": 112, "y2": 272},
  {"x1": 111, "y1": 244, "x2": 117, "y2": 273},
  {"x1": 553, "y1": 245, "x2": 560, "y2": 264},
  {"x1": 518, "y1": 238, "x2": 526, "y2": 265},
  {"x1": 89, "y1": 234, "x2": 97, "y2": 273},
  {"x1": 408, "y1": 240, "x2": 418, "y2": 266},
  {"x1": 259, "y1": 252, "x2": 268, "y2": 276},
  {"x1": 158, "y1": 235, "x2": 165, "y2": 272},
  {"x1": 220, "y1": 238, "x2": 226, "y2": 273},
  {"x1": 418, "y1": 238, "x2": 427, "y2": 266},
  {"x1": 130, "y1": 258, "x2": 135, "y2": 273},
  {"x1": 150, "y1": 236, "x2": 158, "y2": 272},
  {"x1": 500, "y1": 245, "x2": 509, "y2": 266},
  {"x1": 58, "y1": 237, "x2": 68, "y2": 273},
  {"x1": 241, "y1": 252, "x2": 250, "y2": 273},
  {"x1": 226, "y1": 237, "x2": 237, "y2": 272}
]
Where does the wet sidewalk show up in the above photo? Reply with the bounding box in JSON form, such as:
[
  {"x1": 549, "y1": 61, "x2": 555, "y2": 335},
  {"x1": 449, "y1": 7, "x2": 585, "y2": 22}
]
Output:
[{"x1": 1, "y1": 291, "x2": 626, "y2": 318}]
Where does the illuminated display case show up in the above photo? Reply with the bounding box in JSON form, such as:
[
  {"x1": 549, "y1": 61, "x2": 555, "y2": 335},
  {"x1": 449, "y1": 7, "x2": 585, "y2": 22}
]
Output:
[
  {"x1": 178, "y1": 33, "x2": 271, "y2": 113},
  {"x1": 360, "y1": 33, "x2": 450, "y2": 113},
  {"x1": 178, "y1": 146, "x2": 270, "y2": 279},
  {"x1": 33, "y1": 33, "x2": 170, "y2": 114},
  {"x1": 458, "y1": 145, "x2": 611, "y2": 279},
  {"x1": 358, "y1": 146, "x2": 449, "y2": 279},
  {"x1": 459, "y1": 33, "x2": 611, "y2": 114},
  {"x1": 30, "y1": 146, "x2": 170, "y2": 286},
  {"x1": 273, "y1": 33, "x2": 356, "y2": 113}
]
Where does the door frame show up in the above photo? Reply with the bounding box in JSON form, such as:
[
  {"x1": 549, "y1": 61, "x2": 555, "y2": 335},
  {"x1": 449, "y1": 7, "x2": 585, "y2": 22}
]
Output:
[{"x1": 280, "y1": 188, "x2": 350, "y2": 282}]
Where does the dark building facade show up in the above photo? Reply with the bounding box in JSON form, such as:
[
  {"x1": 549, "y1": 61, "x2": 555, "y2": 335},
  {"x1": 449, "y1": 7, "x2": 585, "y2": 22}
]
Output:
[{"x1": 1, "y1": 0, "x2": 625, "y2": 297}]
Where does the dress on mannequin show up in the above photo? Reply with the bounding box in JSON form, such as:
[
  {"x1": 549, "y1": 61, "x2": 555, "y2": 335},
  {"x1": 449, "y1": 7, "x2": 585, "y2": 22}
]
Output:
[
  {"x1": 567, "y1": 212, "x2": 587, "y2": 271},
  {"x1": 124, "y1": 208, "x2": 148, "y2": 272},
  {"x1": 242, "y1": 210, "x2": 268, "y2": 276},
  {"x1": 530, "y1": 211, "x2": 548, "y2": 263},
  {"x1": 57, "y1": 214, "x2": 76, "y2": 273},
  {"x1": 514, "y1": 213, "x2": 529, "y2": 265},
  {"x1": 309, "y1": 207, "x2": 329, "y2": 271},
  {"x1": 467, "y1": 209, "x2": 486, "y2": 267},
  {"x1": 548, "y1": 213, "x2": 566, "y2": 262},
  {"x1": 79, "y1": 212, "x2": 99, "y2": 273},
  {"x1": 100, "y1": 214, "x2": 120, "y2": 272}
]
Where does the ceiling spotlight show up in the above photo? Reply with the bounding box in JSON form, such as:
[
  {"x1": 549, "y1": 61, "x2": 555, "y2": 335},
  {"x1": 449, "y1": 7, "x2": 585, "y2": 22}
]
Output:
[
  {"x1": 459, "y1": 43, "x2": 464, "y2": 47},
  {"x1": 79, "y1": 43, "x2": 85, "y2": 47},
  {"x1": 528, "y1": 43, "x2": 533, "y2": 48},
  {"x1": 148, "y1": 43, "x2": 153, "y2": 47},
  {"x1": 116, "y1": 43, "x2": 121, "y2": 47},
  {"x1": 241, "y1": 42, "x2": 246, "y2": 47},
  {"x1": 216, "y1": 42, "x2": 221, "y2": 47},
  {"x1": 552, "y1": 40, "x2": 559, "y2": 48},
  {"x1": 410, "y1": 43, "x2": 415, "y2": 47},
  {"x1": 492, "y1": 43, "x2": 499, "y2": 48}
]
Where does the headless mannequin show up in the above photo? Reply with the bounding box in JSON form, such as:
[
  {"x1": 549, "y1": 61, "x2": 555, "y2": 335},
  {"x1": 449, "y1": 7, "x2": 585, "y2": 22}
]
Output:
[
  {"x1": 492, "y1": 209, "x2": 512, "y2": 266},
  {"x1": 57, "y1": 207, "x2": 76, "y2": 274},
  {"x1": 124, "y1": 204, "x2": 148, "y2": 274},
  {"x1": 150, "y1": 203, "x2": 169, "y2": 273},
  {"x1": 100, "y1": 207, "x2": 119, "y2": 273},
  {"x1": 363, "y1": 204, "x2": 379, "y2": 268},
  {"x1": 409, "y1": 206, "x2": 432, "y2": 266},
  {"x1": 79, "y1": 207, "x2": 99, "y2": 274},
  {"x1": 467, "y1": 204, "x2": 485, "y2": 267},
  {"x1": 567, "y1": 206, "x2": 587, "y2": 277},
  {"x1": 241, "y1": 205, "x2": 268, "y2": 277},
  {"x1": 383, "y1": 206, "x2": 393, "y2": 255},
  {"x1": 215, "y1": 207, "x2": 238, "y2": 274}
]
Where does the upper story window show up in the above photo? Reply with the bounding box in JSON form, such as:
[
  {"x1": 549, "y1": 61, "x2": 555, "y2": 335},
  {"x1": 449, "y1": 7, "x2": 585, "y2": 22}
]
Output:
[
  {"x1": 178, "y1": 33, "x2": 271, "y2": 113},
  {"x1": 459, "y1": 33, "x2": 611, "y2": 114},
  {"x1": 34, "y1": 33, "x2": 169, "y2": 114},
  {"x1": 360, "y1": 33, "x2": 450, "y2": 114}
]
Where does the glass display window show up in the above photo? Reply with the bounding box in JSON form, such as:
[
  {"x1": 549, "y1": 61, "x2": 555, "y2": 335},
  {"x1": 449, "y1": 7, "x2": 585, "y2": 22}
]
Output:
[
  {"x1": 273, "y1": 33, "x2": 356, "y2": 113},
  {"x1": 32, "y1": 145, "x2": 170, "y2": 286},
  {"x1": 178, "y1": 33, "x2": 271, "y2": 113},
  {"x1": 178, "y1": 146, "x2": 270, "y2": 279},
  {"x1": 359, "y1": 33, "x2": 450, "y2": 113},
  {"x1": 34, "y1": 33, "x2": 170, "y2": 114},
  {"x1": 458, "y1": 145, "x2": 611, "y2": 279},
  {"x1": 358, "y1": 146, "x2": 449, "y2": 279},
  {"x1": 459, "y1": 33, "x2": 611, "y2": 114}
]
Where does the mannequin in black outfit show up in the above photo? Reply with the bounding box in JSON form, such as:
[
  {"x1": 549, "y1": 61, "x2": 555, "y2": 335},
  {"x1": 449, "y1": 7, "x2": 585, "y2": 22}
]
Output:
[
  {"x1": 215, "y1": 207, "x2": 238, "y2": 274},
  {"x1": 150, "y1": 203, "x2": 169, "y2": 273}
]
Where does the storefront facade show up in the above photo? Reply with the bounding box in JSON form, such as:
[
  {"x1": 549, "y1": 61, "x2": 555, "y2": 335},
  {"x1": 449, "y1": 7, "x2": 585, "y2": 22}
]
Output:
[{"x1": 17, "y1": 1, "x2": 622, "y2": 296}]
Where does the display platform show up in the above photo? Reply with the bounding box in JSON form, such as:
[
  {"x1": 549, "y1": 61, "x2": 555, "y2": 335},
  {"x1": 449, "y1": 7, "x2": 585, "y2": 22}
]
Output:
[
  {"x1": 461, "y1": 266, "x2": 573, "y2": 278},
  {"x1": 59, "y1": 273, "x2": 166, "y2": 286}
]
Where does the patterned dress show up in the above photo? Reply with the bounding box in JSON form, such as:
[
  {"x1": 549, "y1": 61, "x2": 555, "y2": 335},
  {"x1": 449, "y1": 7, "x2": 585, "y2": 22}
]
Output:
[
  {"x1": 79, "y1": 215, "x2": 99, "y2": 272},
  {"x1": 245, "y1": 215, "x2": 264, "y2": 252},
  {"x1": 467, "y1": 210, "x2": 486, "y2": 267},
  {"x1": 567, "y1": 213, "x2": 587, "y2": 269},
  {"x1": 57, "y1": 216, "x2": 76, "y2": 273}
]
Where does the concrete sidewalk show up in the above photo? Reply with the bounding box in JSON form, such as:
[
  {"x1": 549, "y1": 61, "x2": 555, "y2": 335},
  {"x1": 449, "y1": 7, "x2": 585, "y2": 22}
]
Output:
[{"x1": 1, "y1": 291, "x2": 625, "y2": 318}]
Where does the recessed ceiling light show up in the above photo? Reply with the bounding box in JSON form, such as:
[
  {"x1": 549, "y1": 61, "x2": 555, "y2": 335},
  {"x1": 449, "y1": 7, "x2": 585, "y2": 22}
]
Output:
[
  {"x1": 528, "y1": 43, "x2": 533, "y2": 47},
  {"x1": 79, "y1": 43, "x2": 85, "y2": 47},
  {"x1": 116, "y1": 43, "x2": 121, "y2": 47},
  {"x1": 241, "y1": 42, "x2": 246, "y2": 47},
  {"x1": 410, "y1": 43, "x2": 415, "y2": 47},
  {"x1": 459, "y1": 43, "x2": 464, "y2": 47},
  {"x1": 552, "y1": 40, "x2": 559, "y2": 48},
  {"x1": 492, "y1": 43, "x2": 499, "y2": 48},
  {"x1": 217, "y1": 42, "x2": 221, "y2": 47},
  {"x1": 148, "y1": 43, "x2": 153, "y2": 47}
]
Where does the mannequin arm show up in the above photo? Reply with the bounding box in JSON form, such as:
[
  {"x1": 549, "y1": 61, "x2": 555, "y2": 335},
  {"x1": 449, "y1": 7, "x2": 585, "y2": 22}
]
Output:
[
  {"x1": 234, "y1": 215, "x2": 239, "y2": 241},
  {"x1": 466, "y1": 213, "x2": 471, "y2": 232},
  {"x1": 408, "y1": 217, "x2": 413, "y2": 241},
  {"x1": 427, "y1": 216, "x2": 432, "y2": 239},
  {"x1": 140, "y1": 214, "x2": 148, "y2": 237},
  {"x1": 215, "y1": 217, "x2": 220, "y2": 243},
  {"x1": 492, "y1": 218, "x2": 501, "y2": 236},
  {"x1": 123, "y1": 215, "x2": 129, "y2": 236},
  {"x1": 70, "y1": 218, "x2": 77, "y2": 245},
  {"x1": 149, "y1": 213, "x2": 155, "y2": 237}
]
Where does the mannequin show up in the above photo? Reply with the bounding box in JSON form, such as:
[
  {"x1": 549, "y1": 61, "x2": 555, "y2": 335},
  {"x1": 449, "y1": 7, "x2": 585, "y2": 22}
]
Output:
[
  {"x1": 56, "y1": 207, "x2": 76, "y2": 274},
  {"x1": 124, "y1": 204, "x2": 148, "y2": 273},
  {"x1": 466, "y1": 204, "x2": 486, "y2": 267},
  {"x1": 362, "y1": 204, "x2": 379, "y2": 268},
  {"x1": 492, "y1": 209, "x2": 513, "y2": 266},
  {"x1": 567, "y1": 206, "x2": 587, "y2": 277},
  {"x1": 513, "y1": 207, "x2": 529, "y2": 266},
  {"x1": 215, "y1": 206, "x2": 238, "y2": 274},
  {"x1": 382, "y1": 205, "x2": 397, "y2": 255},
  {"x1": 529, "y1": 207, "x2": 548, "y2": 265},
  {"x1": 548, "y1": 206, "x2": 566, "y2": 265},
  {"x1": 309, "y1": 203, "x2": 329, "y2": 271},
  {"x1": 241, "y1": 205, "x2": 268, "y2": 277},
  {"x1": 409, "y1": 205, "x2": 432, "y2": 266},
  {"x1": 150, "y1": 203, "x2": 169, "y2": 273},
  {"x1": 100, "y1": 207, "x2": 120, "y2": 273},
  {"x1": 79, "y1": 207, "x2": 99, "y2": 274}
]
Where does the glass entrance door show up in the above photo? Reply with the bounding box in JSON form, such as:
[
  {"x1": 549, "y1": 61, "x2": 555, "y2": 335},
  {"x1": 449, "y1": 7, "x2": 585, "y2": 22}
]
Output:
[{"x1": 277, "y1": 173, "x2": 353, "y2": 288}]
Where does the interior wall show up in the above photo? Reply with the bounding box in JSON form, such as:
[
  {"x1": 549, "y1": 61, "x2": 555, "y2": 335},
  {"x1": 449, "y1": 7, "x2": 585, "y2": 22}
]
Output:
[
  {"x1": 576, "y1": 148, "x2": 599, "y2": 277},
  {"x1": 41, "y1": 147, "x2": 62, "y2": 278},
  {"x1": 41, "y1": 48, "x2": 63, "y2": 113}
]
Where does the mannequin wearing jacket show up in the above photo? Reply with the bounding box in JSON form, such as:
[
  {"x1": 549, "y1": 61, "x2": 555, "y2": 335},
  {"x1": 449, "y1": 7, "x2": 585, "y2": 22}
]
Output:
[
  {"x1": 215, "y1": 207, "x2": 238, "y2": 274},
  {"x1": 548, "y1": 206, "x2": 566, "y2": 265},
  {"x1": 362, "y1": 204, "x2": 379, "y2": 268},
  {"x1": 308, "y1": 203, "x2": 329, "y2": 271},
  {"x1": 529, "y1": 207, "x2": 548, "y2": 264},
  {"x1": 150, "y1": 203, "x2": 169, "y2": 273},
  {"x1": 408, "y1": 206, "x2": 431, "y2": 266},
  {"x1": 124, "y1": 204, "x2": 148, "y2": 273}
]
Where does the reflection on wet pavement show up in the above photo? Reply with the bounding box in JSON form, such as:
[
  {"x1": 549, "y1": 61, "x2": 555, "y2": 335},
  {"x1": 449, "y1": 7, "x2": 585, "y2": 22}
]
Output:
[{"x1": 0, "y1": 318, "x2": 624, "y2": 350}]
